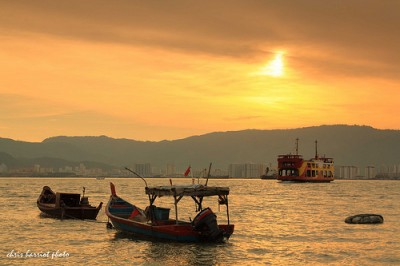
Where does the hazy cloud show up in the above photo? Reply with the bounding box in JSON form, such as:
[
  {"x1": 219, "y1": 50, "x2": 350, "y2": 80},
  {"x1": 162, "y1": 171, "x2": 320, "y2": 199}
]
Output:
[
  {"x1": 1, "y1": 1, "x2": 399, "y2": 141},
  {"x1": 1, "y1": 0, "x2": 399, "y2": 72}
]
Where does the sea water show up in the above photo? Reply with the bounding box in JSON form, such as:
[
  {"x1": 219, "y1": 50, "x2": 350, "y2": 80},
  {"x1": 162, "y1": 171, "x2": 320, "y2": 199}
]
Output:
[{"x1": 0, "y1": 178, "x2": 399, "y2": 265}]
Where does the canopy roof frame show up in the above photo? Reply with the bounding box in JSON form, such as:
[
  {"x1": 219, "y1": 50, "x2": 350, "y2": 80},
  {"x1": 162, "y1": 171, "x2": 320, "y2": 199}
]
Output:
[{"x1": 145, "y1": 185, "x2": 231, "y2": 225}]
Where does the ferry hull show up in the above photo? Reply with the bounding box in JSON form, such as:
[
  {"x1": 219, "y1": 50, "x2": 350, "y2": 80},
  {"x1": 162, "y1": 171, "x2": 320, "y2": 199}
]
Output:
[{"x1": 277, "y1": 176, "x2": 334, "y2": 183}]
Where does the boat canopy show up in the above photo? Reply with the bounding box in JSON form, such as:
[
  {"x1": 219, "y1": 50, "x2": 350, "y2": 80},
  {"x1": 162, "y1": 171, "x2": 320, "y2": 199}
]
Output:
[
  {"x1": 145, "y1": 184, "x2": 230, "y2": 197},
  {"x1": 145, "y1": 184, "x2": 231, "y2": 225}
]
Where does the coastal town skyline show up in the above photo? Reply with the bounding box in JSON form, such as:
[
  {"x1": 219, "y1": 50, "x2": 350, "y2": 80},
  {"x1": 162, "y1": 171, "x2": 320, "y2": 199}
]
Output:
[
  {"x1": 1, "y1": 1, "x2": 400, "y2": 142},
  {"x1": 1, "y1": 125, "x2": 399, "y2": 179}
]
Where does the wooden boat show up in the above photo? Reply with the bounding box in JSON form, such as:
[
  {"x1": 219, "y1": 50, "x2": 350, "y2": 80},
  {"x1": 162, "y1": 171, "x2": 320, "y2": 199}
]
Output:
[
  {"x1": 277, "y1": 139, "x2": 334, "y2": 183},
  {"x1": 37, "y1": 186, "x2": 103, "y2": 219},
  {"x1": 106, "y1": 182, "x2": 234, "y2": 242}
]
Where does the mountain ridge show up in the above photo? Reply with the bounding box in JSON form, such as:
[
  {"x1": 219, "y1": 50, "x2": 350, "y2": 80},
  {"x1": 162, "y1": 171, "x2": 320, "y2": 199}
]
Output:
[{"x1": 1, "y1": 125, "x2": 399, "y2": 171}]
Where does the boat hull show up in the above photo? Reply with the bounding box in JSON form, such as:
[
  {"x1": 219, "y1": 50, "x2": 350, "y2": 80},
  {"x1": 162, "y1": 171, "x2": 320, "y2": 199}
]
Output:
[
  {"x1": 277, "y1": 176, "x2": 334, "y2": 183},
  {"x1": 261, "y1": 175, "x2": 276, "y2": 180},
  {"x1": 37, "y1": 202, "x2": 103, "y2": 220}
]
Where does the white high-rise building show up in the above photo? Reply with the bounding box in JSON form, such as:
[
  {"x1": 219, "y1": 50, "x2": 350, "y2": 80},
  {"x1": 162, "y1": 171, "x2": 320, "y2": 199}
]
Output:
[
  {"x1": 338, "y1": 166, "x2": 359, "y2": 179},
  {"x1": 365, "y1": 166, "x2": 376, "y2": 179},
  {"x1": 228, "y1": 163, "x2": 266, "y2": 178},
  {"x1": 134, "y1": 163, "x2": 152, "y2": 177}
]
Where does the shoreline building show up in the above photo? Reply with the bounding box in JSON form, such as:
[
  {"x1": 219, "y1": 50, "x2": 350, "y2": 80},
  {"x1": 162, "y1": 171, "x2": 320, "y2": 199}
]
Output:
[
  {"x1": 228, "y1": 163, "x2": 266, "y2": 178},
  {"x1": 337, "y1": 166, "x2": 360, "y2": 179},
  {"x1": 133, "y1": 163, "x2": 152, "y2": 177},
  {"x1": 365, "y1": 166, "x2": 376, "y2": 179}
]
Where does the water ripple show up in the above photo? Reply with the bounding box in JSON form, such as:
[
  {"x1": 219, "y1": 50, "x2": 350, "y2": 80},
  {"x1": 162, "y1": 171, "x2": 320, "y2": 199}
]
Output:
[{"x1": 0, "y1": 178, "x2": 399, "y2": 265}]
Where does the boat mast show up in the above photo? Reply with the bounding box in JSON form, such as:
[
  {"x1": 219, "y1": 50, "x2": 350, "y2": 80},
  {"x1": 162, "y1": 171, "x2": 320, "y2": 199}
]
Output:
[
  {"x1": 315, "y1": 140, "x2": 318, "y2": 159},
  {"x1": 295, "y1": 138, "x2": 299, "y2": 155}
]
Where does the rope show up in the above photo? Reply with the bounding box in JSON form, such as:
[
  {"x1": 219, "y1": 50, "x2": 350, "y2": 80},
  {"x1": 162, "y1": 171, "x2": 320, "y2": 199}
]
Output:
[{"x1": 61, "y1": 213, "x2": 109, "y2": 224}]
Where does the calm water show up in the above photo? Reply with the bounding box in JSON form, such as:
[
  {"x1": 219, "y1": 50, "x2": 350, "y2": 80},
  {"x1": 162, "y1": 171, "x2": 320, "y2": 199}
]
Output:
[{"x1": 0, "y1": 178, "x2": 399, "y2": 265}]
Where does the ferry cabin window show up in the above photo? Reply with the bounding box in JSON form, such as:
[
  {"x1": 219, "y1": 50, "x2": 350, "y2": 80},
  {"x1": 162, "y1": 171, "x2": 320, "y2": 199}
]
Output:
[
  {"x1": 279, "y1": 169, "x2": 299, "y2": 176},
  {"x1": 321, "y1": 171, "x2": 333, "y2": 177},
  {"x1": 283, "y1": 162, "x2": 295, "y2": 167}
]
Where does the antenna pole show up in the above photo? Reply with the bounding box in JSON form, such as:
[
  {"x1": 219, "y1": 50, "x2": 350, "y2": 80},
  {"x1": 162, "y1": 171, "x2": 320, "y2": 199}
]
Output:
[{"x1": 125, "y1": 167, "x2": 148, "y2": 187}]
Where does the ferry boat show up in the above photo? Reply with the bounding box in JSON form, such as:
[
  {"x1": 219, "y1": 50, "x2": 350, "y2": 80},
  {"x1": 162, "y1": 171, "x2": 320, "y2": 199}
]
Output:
[{"x1": 277, "y1": 139, "x2": 334, "y2": 183}]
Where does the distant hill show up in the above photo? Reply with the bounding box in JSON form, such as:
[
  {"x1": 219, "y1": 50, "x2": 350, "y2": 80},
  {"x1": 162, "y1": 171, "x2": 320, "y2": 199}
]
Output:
[
  {"x1": 1, "y1": 125, "x2": 400, "y2": 170},
  {"x1": 0, "y1": 151, "x2": 114, "y2": 171}
]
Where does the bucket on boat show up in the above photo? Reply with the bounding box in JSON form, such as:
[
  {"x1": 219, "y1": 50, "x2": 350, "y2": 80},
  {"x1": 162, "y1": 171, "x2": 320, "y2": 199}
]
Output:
[{"x1": 154, "y1": 207, "x2": 170, "y2": 221}]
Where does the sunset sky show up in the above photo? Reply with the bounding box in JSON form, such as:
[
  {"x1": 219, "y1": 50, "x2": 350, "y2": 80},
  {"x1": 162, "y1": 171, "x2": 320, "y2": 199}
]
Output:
[{"x1": 1, "y1": 0, "x2": 399, "y2": 142}]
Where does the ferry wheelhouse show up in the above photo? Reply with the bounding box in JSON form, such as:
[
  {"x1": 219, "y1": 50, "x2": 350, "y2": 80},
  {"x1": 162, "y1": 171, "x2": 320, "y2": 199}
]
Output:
[{"x1": 277, "y1": 139, "x2": 334, "y2": 183}]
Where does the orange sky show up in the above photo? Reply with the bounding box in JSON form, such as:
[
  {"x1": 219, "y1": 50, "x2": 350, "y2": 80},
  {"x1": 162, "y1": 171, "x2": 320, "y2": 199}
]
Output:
[{"x1": 1, "y1": 1, "x2": 399, "y2": 142}]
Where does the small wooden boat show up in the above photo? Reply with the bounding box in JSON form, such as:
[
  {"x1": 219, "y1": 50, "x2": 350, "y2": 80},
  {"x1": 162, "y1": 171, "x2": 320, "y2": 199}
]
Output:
[
  {"x1": 260, "y1": 167, "x2": 277, "y2": 179},
  {"x1": 106, "y1": 182, "x2": 234, "y2": 242},
  {"x1": 37, "y1": 186, "x2": 103, "y2": 219}
]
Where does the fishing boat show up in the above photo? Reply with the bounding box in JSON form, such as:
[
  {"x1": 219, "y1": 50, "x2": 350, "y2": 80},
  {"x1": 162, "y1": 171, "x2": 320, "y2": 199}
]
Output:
[
  {"x1": 105, "y1": 181, "x2": 234, "y2": 242},
  {"x1": 37, "y1": 186, "x2": 103, "y2": 219},
  {"x1": 260, "y1": 166, "x2": 277, "y2": 179},
  {"x1": 277, "y1": 139, "x2": 334, "y2": 183}
]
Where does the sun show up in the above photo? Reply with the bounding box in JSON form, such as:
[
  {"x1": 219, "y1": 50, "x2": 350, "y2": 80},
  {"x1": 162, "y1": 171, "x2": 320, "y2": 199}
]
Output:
[{"x1": 258, "y1": 52, "x2": 285, "y2": 77}]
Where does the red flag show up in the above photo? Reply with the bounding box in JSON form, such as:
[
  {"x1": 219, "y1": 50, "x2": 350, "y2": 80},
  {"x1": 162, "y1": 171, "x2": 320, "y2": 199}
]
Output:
[{"x1": 184, "y1": 166, "x2": 191, "y2": 176}]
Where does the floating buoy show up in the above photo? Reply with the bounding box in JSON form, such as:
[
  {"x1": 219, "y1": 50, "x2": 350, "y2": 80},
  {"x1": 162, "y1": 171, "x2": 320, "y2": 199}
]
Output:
[{"x1": 345, "y1": 214, "x2": 384, "y2": 224}]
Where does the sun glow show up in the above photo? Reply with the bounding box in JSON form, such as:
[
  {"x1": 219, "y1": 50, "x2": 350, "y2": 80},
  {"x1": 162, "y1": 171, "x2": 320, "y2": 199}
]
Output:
[{"x1": 258, "y1": 52, "x2": 285, "y2": 77}]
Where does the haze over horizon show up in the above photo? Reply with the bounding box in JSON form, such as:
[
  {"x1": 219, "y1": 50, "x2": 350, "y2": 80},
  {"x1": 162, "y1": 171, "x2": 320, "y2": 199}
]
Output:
[{"x1": 1, "y1": 1, "x2": 399, "y2": 142}]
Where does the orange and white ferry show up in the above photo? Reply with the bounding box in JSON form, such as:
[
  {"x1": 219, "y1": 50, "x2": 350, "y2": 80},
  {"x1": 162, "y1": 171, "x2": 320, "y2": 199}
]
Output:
[{"x1": 277, "y1": 139, "x2": 334, "y2": 183}]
